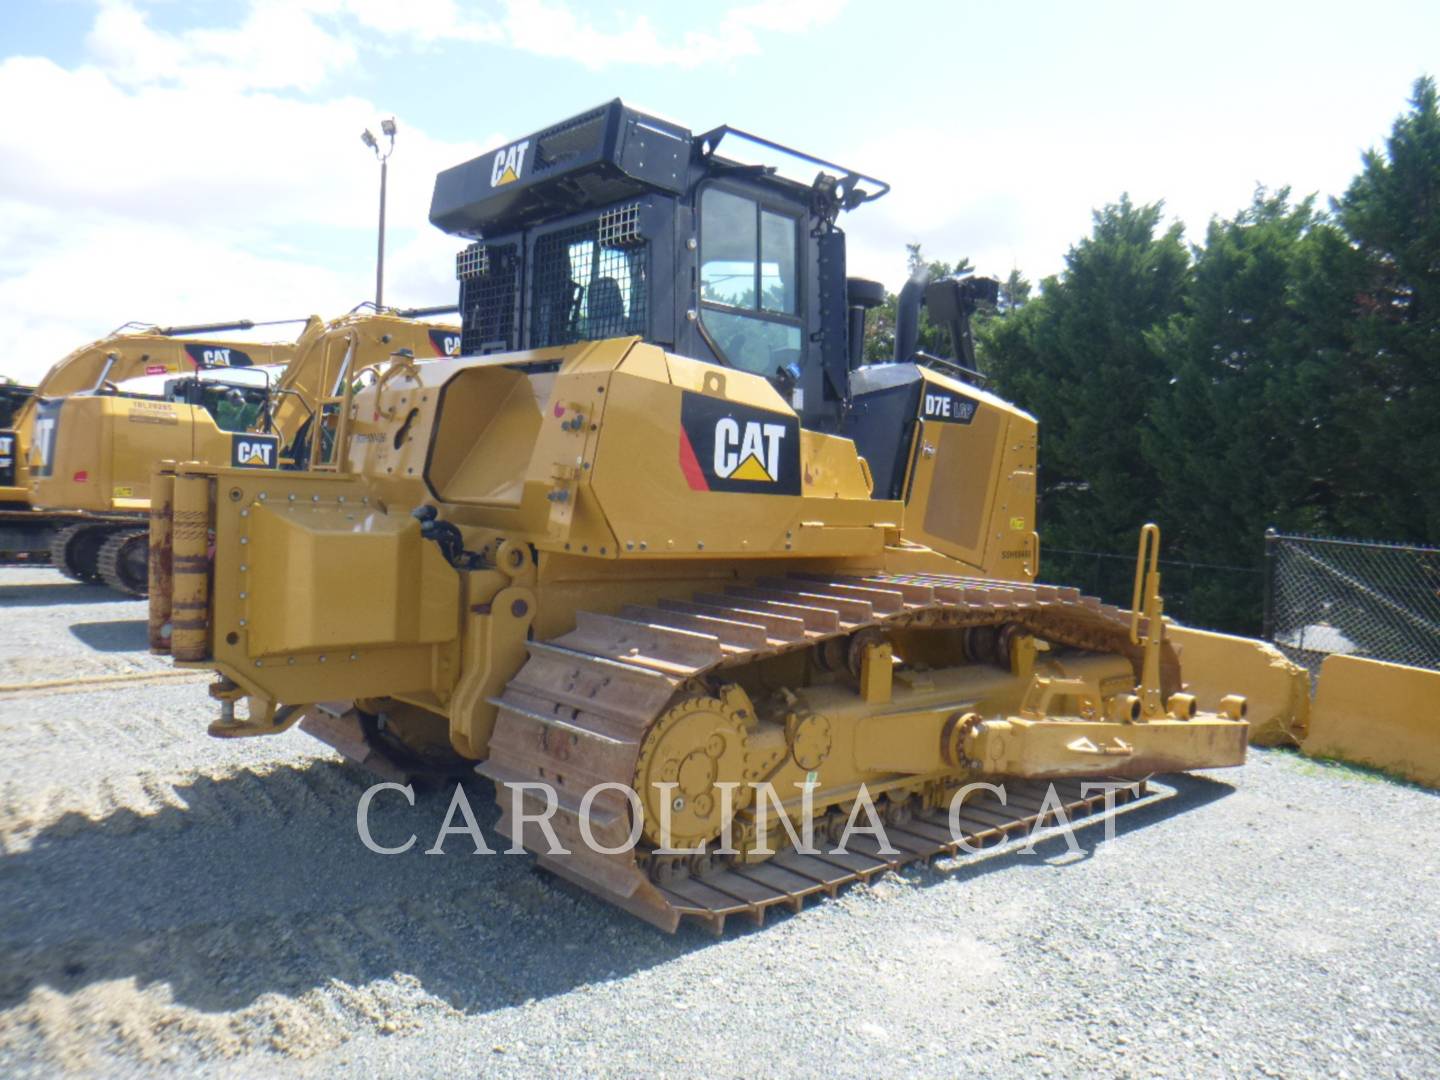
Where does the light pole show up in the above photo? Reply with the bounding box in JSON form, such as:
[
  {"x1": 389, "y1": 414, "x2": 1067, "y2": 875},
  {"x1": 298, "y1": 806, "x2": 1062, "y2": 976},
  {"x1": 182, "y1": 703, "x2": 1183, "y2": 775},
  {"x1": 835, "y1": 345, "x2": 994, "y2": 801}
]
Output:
[{"x1": 361, "y1": 117, "x2": 397, "y2": 309}]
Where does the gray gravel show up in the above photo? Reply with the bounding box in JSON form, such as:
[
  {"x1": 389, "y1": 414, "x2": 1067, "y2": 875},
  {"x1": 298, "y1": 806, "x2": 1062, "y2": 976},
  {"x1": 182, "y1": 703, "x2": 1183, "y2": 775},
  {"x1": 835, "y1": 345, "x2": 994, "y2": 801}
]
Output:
[{"x1": 1, "y1": 565, "x2": 1437, "y2": 1078}]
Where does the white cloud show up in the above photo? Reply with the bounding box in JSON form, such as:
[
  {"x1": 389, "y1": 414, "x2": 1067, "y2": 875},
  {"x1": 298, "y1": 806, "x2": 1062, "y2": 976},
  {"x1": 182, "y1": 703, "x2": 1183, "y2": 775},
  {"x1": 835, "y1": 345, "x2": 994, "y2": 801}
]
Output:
[
  {"x1": 87, "y1": 0, "x2": 357, "y2": 92},
  {"x1": 1, "y1": 0, "x2": 851, "y2": 382},
  {"x1": 492, "y1": 0, "x2": 840, "y2": 69},
  {"x1": 0, "y1": 39, "x2": 482, "y2": 381},
  {"x1": 840, "y1": 99, "x2": 1381, "y2": 294},
  {"x1": 326, "y1": 0, "x2": 500, "y2": 43},
  {"x1": 86, "y1": 0, "x2": 845, "y2": 79},
  {"x1": 317, "y1": 0, "x2": 840, "y2": 64}
]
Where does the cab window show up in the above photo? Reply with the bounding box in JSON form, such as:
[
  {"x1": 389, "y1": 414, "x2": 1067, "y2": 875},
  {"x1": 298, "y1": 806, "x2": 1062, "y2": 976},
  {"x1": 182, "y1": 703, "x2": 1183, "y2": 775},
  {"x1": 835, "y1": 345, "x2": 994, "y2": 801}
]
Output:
[
  {"x1": 201, "y1": 383, "x2": 264, "y2": 433},
  {"x1": 700, "y1": 188, "x2": 801, "y2": 376}
]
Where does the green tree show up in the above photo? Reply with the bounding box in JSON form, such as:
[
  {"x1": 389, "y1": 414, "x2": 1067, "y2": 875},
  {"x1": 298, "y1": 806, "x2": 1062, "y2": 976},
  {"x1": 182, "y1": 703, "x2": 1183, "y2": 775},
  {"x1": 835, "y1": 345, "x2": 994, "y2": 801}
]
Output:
[
  {"x1": 998, "y1": 268, "x2": 1031, "y2": 313},
  {"x1": 1325, "y1": 75, "x2": 1440, "y2": 541},
  {"x1": 981, "y1": 196, "x2": 1190, "y2": 555},
  {"x1": 1144, "y1": 189, "x2": 1341, "y2": 627}
]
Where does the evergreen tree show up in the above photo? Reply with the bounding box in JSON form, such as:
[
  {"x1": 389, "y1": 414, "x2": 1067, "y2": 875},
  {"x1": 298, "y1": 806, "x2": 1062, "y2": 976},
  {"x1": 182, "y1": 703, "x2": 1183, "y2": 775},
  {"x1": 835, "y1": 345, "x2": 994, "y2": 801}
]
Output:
[
  {"x1": 998, "y1": 269, "x2": 1031, "y2": 313},
  {"x1": 981, "y1": 196, "x2": 1190, "y2": 553},
  {"x1": 1145, "y1": 189, "x2": 1337, "y2": 627},
  {"x1": 1327, "y1": 75, "x2": 1440, "y2": 541}
]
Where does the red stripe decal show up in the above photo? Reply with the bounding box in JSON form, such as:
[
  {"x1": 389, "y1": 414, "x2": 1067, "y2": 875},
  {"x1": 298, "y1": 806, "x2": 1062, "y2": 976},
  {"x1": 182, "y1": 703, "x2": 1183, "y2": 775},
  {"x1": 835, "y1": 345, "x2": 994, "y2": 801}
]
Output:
[{"x1": 678, "y1": 428, "x2": 709, "y2": 491}]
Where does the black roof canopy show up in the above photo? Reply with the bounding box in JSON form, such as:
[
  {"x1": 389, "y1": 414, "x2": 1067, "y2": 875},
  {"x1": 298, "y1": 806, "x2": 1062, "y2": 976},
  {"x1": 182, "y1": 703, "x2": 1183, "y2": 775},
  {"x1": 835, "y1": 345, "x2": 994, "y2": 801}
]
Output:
[
  {"x1": 429, "y1": 100, "x2": 692, "y2": 238},
  {"x1": 429, "y1": 99, "x2": 891, "y2": 239}
]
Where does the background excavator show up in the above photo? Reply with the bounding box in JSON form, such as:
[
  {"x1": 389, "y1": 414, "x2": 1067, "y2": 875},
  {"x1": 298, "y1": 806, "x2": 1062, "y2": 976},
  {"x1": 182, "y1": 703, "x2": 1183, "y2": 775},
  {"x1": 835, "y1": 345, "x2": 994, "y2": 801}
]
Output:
[
  {"x1": 151, "y1": 101, "x2": 1258, "y2": 932},
  {"x1": 27, "y1": 308, "x2": 460, "y2": 594},
  {"x1": 1, "y1": 321, "x2": 299, "y2": 566},
  {"x1": 0, "y1": 378, "x2": 36, "y2": 526}
]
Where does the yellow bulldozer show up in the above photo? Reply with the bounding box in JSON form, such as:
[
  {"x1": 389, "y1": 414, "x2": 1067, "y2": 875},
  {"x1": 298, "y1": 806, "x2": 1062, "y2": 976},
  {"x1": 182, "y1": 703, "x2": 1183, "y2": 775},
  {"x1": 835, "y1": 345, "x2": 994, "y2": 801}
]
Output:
[
  {"x1": 151, "y1": 102, "x2": 1263, "y2": 932},
  {"x1": 26, "y1": 308, "x2": 460, "y2": 594}
]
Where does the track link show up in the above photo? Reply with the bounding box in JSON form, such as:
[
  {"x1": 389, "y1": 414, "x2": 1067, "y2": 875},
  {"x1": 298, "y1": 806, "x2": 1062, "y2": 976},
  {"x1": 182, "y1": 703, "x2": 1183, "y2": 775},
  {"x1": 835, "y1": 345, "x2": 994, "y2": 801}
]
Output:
[
  {"x1": 97, "y1": 528, "x2": 150, "y2": 596},
  {"x1": 48, "y1": 523, "x2": 109, "y2": 583},
  {"x1": 481, "y1": 570, "x2": 1179, "y2": 932}
]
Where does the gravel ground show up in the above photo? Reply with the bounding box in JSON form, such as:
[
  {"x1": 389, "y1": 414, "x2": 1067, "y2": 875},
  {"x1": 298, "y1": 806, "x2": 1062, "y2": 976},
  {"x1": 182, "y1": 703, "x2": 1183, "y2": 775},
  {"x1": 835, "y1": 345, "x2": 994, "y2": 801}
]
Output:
[{"x1": 1, "y1": 565, "x2": 1436, "y2": 1078}]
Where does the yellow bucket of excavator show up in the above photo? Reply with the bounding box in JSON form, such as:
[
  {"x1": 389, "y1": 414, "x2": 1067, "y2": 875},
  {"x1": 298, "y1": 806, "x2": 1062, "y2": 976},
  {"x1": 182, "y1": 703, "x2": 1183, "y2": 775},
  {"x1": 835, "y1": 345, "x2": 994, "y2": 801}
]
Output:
[{"x1": 1304, "y1": 655, "x2": 1440, "y2": 788}]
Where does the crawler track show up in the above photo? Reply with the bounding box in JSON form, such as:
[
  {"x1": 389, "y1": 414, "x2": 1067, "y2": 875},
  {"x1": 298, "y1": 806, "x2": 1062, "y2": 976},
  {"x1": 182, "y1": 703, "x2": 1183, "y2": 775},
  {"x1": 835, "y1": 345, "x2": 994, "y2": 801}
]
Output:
[
  {"x1": 96, "y1": 529, "x2": 149, "y2": 596},
  {"x1": 481, "y1": 570, "x2": 1179, "y2": 932},
  {"x1": 48, "y1": 523, "x2": 104, "y2": 582}
]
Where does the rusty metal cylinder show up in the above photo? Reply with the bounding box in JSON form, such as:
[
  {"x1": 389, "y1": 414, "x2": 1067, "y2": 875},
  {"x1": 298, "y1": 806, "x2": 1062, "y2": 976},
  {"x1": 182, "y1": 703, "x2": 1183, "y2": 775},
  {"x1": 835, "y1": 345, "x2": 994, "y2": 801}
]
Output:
[
  {"x1": 170, "y1": 472, "x2": 212, "y2": 662},
  {"x1": 148, "y1": 470, "x2": 175, "y2": 654}
]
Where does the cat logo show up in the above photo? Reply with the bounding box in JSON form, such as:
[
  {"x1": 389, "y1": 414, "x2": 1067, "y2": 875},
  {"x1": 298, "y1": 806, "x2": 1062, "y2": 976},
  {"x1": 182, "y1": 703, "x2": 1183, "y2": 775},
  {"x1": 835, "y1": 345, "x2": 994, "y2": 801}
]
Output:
[
  {"x1": 714, "y1": 418, "x2": 786, "y2": 482},
  {"x1": 231, "y1": 433, "x2": 279, "y2": 469},
  {"x1": 30, "y1": 400, "x2": 62, "y2": 477},
  {"x1": 33, "y1": 418, "x2": 56, "y2": 471},
  {"x1": 678, "y1": 392, "x2": 800, "y2": 495},
  {"x1": 489, "y1": 139, "x2": 531, "y2": 187},
  {"x1": 428, "y1": 329, "x2": 462, "y2": 357},
  {"x1": 185, "y1": 344, "x2": 254, "y2": 369}
]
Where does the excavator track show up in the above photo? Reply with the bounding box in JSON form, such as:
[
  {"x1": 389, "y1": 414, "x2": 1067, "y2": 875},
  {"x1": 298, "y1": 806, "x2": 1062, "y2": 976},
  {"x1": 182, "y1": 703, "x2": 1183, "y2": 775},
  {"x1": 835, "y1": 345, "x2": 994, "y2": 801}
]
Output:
[
  {"x1": 481, "y1": 570, "x2": 1180, "y2": 932},
  {"x1": 97, "y1": 528, "x2": 150, "y2": 597},
  {"x1": 48, "y1": 522, "x2": 108, "y2": 583}
]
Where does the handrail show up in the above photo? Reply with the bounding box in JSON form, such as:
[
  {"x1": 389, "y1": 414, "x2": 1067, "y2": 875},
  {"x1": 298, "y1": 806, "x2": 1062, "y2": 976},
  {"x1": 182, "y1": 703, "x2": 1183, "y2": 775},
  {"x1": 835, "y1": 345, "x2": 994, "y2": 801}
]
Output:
[{"x1": 1130, "y1": 523, "x2": 1166, "y2": 720}]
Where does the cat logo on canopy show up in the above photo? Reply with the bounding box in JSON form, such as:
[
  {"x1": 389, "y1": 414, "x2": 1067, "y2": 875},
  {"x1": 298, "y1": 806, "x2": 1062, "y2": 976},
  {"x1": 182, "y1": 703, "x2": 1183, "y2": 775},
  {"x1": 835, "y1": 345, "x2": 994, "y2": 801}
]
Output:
[
  {"x1": 678, "y1": 392, "x2": 800, "y2": 495},
  {"x1": 490, "y1": 139, "x2": 531, "y2": 187},
  {"x1": 230, "y1": 433, "x2": 278, "y2": 469}
]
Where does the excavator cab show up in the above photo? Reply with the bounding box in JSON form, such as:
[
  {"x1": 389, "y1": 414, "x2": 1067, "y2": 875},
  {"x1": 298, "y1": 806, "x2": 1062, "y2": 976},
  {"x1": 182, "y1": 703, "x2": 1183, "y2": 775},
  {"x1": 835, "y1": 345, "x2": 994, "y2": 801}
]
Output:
[
  {"x1": 0, "y1": 382, "x2": 33, "y2": 494},
  {"x1": 161, "y1": 367, "x2": 277, "y2": 436},
  {"x1": 0, "y1": 381, "x2": 31, "y2": 430}
]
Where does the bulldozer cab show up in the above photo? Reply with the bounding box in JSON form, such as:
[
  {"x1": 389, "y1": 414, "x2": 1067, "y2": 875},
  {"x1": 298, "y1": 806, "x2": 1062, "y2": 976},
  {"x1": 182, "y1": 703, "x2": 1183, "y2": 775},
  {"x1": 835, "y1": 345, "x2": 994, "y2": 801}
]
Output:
[
  {"x1": 432, "y1": 100, "x2": 892, "y2": 432},
  {"x1": 430, "y1": 101, "x2": 1035, "y2": 572},
  {"x1": 432, "y1": 101, "x2": 1020, "y2": 510}
]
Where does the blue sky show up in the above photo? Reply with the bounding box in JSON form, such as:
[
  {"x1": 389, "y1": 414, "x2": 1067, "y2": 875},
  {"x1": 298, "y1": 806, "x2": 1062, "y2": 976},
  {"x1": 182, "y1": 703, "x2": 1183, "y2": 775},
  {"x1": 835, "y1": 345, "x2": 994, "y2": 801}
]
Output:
[{"x1": 1, "y1": 0, "x2": 1436, "y2": 381}]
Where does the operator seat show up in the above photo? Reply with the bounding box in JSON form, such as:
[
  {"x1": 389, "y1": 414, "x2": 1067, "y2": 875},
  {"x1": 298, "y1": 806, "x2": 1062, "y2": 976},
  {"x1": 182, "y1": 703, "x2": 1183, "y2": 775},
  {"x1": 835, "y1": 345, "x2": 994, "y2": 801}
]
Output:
[{"x1": 589, "y1": 276, "x2": 626, "y2": 334}]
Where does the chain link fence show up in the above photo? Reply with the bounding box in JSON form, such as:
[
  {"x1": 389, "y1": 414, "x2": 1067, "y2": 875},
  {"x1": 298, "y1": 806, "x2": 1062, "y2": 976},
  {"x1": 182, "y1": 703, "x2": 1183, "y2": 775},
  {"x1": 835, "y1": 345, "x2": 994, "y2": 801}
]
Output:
[
  {"x1": 1264, "y1": 531, "x2": 1440, "y2": 676},
  {"x1": 1040, "y1": 548, "x2": 1263, "y2": 635}
]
